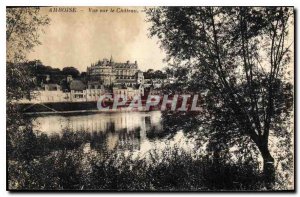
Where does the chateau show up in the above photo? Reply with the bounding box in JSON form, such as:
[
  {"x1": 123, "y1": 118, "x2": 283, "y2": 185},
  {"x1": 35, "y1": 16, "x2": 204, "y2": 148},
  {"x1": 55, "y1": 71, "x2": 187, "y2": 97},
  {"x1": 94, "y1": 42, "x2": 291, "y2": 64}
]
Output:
[
  {"x1": 87, "y1": 56, "x2": 144, "y2": 86},
  {"x1": 19, "y1": 57, "x2": 146, "y2": 103}
]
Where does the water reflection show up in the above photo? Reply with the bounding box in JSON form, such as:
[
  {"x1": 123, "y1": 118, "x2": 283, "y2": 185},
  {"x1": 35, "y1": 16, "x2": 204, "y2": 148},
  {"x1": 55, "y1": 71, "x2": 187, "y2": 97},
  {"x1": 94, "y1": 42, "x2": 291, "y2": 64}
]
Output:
[{"x1": 31, "y1": 111, "x2": 164, "y2": 153}]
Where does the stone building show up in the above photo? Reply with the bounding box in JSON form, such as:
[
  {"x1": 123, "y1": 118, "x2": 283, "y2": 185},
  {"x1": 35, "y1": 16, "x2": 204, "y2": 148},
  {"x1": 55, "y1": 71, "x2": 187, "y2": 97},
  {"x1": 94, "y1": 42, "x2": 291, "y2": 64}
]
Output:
[
  {"x1": 112, "y1": 84, "x2": 144, "y2": 100},
  {"x1": 18, "y1": 57, "x2": 147, "y2": 104},
  {"x1": 87, "y1": 57, "x2": 141, "y2": 86},
  {"x1": 18, "y1": 83, "x2": 70, "y2": 103},
  {"x1": 69, "y1": 80, "x2": 87, "y2": 102},
  {"x1": 86, "y1": 81, "x2": 104, "y2": 102}
]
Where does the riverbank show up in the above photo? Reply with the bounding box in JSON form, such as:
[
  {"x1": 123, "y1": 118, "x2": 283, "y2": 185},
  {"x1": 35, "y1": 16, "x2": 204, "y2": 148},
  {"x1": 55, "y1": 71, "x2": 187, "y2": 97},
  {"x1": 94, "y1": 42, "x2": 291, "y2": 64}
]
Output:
[
  {"x1": 7, "y1": 129, "x2": 265, "y2": 191},
  {"x1": 18, "y1": 101, "x2": 158, "y2": 115}
]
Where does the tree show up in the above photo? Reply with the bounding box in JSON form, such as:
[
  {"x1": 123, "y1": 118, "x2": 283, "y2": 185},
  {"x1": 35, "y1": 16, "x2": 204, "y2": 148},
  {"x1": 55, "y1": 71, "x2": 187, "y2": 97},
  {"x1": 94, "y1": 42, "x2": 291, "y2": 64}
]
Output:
[
  {"x1": 153, "y1": 70, "x2": 167, "y2": 79},
  {"x1": 7, "y1": 7, "x2": 50, "y2": 102},
  {"x1": 80, "y1": 72, "x2": 87, "y2": 83},
  {"x1": 62, "y1": 67, "x2": 80, "y2": 78},
  {"x1": 146, "y1": 7, "x2": 293, "y2": 189},
  {"x1": 7, "y1": 7, "x2": 50, "y2": 63},
  {"x1": 6, "y1": 7, "x2": 50, "y2": 162},
  {"x1": 143, "y1": 69, "x2": 155, "y2": 79},
  {"x1": 144, "y1": 69, "x2": 167, "y2": 79}
]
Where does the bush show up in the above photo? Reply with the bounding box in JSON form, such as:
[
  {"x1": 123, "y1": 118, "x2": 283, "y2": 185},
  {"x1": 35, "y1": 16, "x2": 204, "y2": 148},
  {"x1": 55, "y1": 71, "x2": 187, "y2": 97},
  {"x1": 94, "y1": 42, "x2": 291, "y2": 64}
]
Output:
[{"x1": 8, "y1": 141, "x2": 264, "y2": 191}]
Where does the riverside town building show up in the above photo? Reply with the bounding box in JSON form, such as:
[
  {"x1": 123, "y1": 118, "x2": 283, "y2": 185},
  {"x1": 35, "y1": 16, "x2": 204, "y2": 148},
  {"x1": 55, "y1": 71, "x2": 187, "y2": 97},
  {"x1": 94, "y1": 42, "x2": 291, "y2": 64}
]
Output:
[
  {"x1": 18, "y1": 57, "x2": 201, "y2": 112},
  {"x1": 18, "y1": 57, "x2": 156, "y2": 104}
]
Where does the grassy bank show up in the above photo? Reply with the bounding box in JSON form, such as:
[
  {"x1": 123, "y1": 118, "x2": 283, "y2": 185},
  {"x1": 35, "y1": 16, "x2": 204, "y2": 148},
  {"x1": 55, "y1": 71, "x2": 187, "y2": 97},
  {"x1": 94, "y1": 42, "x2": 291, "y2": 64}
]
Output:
[
  {"x1": 7, "y1": 129, "x2": 268, "y2": 191},
  {"x1": 8, "y1": 148, "x2": 264, "y2": 191}
]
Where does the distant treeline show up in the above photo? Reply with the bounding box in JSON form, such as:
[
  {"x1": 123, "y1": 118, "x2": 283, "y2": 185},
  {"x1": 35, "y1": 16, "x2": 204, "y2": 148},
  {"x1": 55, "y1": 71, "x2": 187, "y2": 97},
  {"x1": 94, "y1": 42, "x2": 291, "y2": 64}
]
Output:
[
  {"x1": 23, "y1": 60, "x2": 169, "y2": 86},
  {"x1": 23, "y1": 60, "x2": 86, "y2": 86}
]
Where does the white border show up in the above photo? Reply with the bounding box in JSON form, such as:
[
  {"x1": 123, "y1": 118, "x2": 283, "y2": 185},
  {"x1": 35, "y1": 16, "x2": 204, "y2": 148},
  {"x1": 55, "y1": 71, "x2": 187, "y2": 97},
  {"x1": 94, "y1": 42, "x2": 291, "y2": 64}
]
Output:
[
  {"x1": 1, "y1": 0, "x2": 296, "y2": 6},
  {"x1": 0, "y1": 0, "x2": 298, "y2": 196}
]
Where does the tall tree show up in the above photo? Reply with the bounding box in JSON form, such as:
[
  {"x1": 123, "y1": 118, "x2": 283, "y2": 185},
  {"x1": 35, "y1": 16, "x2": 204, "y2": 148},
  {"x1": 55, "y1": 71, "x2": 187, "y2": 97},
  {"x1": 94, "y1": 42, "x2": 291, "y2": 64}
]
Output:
[
  {"x1": 146, "y1": 7, "x2": 293, "y2": 188},
  {"x1": 6, "y1": 7, "x2": 50, "y2": 161},
  {"x1": 6, "y1": 7, "x2": 50, "y2": 63},
  {"x1": 6, "y1": 7, "x2": 50, "y2": 102}
]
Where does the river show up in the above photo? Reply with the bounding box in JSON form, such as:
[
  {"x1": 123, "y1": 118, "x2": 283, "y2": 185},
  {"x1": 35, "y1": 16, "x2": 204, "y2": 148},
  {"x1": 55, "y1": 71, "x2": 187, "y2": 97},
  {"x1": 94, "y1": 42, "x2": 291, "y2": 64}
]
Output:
[{"x1": 31, "y1": 111, "x2": 196, "y2": 157}]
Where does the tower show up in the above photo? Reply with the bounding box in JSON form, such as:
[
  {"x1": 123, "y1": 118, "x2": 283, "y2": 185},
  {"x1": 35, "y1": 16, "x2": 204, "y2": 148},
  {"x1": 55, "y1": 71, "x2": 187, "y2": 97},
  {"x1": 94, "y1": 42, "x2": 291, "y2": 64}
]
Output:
[
  {"x1": 136, "y1": 71, "x2": 144, "y2": 84},
  {"x1": 67, "y1": 75, "x2": 73, "y2": 83},
  {"x1": 46, "y1": 74, "x2": 50, "y2": 83}
]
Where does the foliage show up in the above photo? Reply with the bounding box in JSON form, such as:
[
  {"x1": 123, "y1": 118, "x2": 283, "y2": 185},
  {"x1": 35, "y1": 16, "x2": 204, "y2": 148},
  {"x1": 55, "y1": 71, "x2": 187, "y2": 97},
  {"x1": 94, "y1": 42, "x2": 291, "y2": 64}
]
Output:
[
  {"x1": 24, "y1": 61, "x2": 82, "y2": 86},
  {"x1": 144, "y1": 69, "x2": 167, "y2": 79},
  {"x1": 6, "y1": 6, "x2": 294, "y2": 191},
  {"x1": 6, "y1": 7, "x2": 50, "y2": 106},
  {"x1": 6, "y1": 7, "x2": 50, "y2": 63},
  {"x1": 8, "y1": 129, "x2": 265, "y2": 191},
  {"x1": 6, "y1": 8, "x2": 51, "y2": 189},
  {"x1": 7, "y1": 129, "x2": 294, "y2": 191},
  {"x1": 62, "y1": 67, "x2": 80, "y2": 78},
  {"x1": 146, "y1": 7, "x2": 294, "y2": 187}
]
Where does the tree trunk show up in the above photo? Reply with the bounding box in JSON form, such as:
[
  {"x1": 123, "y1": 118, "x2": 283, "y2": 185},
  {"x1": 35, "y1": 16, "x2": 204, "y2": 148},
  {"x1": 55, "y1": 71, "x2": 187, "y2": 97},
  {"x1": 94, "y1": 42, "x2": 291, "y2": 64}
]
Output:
[{"x1": 258, "y1": 143, "x2": 275, "y2": 190}]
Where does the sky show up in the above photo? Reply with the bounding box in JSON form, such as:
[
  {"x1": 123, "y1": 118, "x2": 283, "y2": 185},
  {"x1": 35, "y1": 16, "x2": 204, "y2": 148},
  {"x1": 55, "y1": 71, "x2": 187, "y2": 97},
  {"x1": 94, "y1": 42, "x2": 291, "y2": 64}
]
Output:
[{"x1": 27, "y1": 7, "x2": 167, "y2": 72}]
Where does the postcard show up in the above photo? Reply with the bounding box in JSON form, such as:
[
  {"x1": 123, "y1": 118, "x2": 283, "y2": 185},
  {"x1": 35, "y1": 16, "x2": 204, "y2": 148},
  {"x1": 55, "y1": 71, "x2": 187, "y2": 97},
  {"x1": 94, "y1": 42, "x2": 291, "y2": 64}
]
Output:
[{"x1": 6, "y1": 6, "x2": 294, "y2": 191}]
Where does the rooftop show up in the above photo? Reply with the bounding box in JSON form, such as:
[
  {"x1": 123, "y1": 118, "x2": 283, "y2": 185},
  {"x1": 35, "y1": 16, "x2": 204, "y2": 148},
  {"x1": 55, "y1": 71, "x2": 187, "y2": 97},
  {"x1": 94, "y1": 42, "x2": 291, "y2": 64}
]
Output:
[{"x1": 70, "y1": 80, "x2": 86, "y2": 91}]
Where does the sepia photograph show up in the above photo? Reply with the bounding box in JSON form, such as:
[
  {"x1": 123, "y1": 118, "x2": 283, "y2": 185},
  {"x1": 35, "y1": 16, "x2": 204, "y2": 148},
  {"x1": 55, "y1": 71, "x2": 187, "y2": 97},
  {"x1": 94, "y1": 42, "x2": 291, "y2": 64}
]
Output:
[{"x1": 6, "y1": 6, "x2": 294, "y2": 191}]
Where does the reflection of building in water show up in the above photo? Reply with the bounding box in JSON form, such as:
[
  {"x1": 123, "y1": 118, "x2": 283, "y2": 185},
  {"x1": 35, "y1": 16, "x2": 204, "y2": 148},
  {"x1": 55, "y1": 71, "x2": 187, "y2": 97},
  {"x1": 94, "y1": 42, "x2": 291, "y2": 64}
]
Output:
[
  {"x1": 145, "y1": 116, "x2": 152, "y2": 131},
  {"x1": 87, "y1": 127, "x2": 141, "y2": 154},
  {"x1": 34, "y1": 111, "x2": 161, "y2": 153},
  {"x1": 114, "y1": 127, "x2": 141, "y2": 151},
  {"x1": 32, "y1": 111, "x2": 162, "y2": 154}
]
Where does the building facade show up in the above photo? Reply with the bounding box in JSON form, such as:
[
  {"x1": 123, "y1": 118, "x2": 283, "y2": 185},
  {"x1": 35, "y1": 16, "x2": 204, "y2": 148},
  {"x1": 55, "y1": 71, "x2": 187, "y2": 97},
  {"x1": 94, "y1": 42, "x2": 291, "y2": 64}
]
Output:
[
  {"x1": 19, "y1": 57, "x2": 147, "y2": 104},
  {"x1": 87, "y1": 57, "x2": 139, "y2": 86},
  {"x1": 69, "y1": 80, "x2": 87, "y2": 102},
  {"x1": 113, "y1": 84, "x2": 144, "y2": 100},
  {"x1": 86, "y1": 81, "x2": 104, "y2": 102}
]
